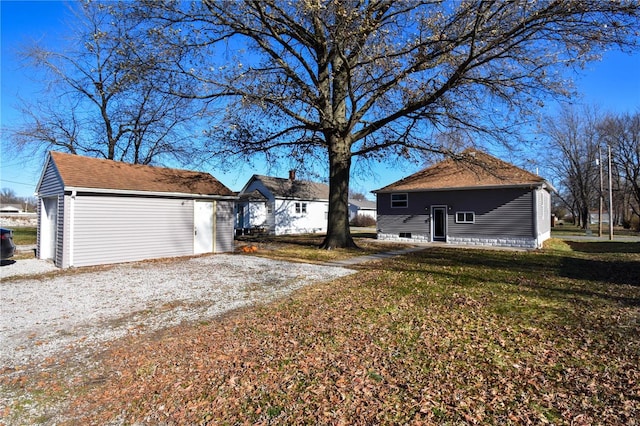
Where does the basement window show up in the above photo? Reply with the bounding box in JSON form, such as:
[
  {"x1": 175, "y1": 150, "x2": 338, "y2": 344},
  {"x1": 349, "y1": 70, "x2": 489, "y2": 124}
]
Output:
[
  {"x1": 399, "y1": 232, "x2": 412, "y2": 238},
  {"x1": 456, "y1": 211, "x2": 475, "y2": 223}
]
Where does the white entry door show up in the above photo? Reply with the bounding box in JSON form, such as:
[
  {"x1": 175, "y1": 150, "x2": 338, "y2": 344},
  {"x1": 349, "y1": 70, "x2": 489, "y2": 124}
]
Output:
[{"x1": 194, "y1": 201, "x2": 214, "y2": 254}]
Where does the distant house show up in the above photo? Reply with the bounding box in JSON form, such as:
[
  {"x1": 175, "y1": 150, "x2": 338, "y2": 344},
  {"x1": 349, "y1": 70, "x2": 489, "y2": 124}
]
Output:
[
  {"x1": 374, "y1": 150, "x2": 555, "y2": 249},
  {"x1": 36, "y1": 151, "x2": 237, "y2": 268},
  {"x1": 589, "y1": 211, "x2": 610, "y2": 224},
  {"x1": 348, "y1": 198, "x2": 377, "y2": 222},
  {"x1": 0, "y1": 204, "x2": 23, "y2": 213},
  {"x1": 236, "y1": 171, "x2": 329, "y2": 235}
]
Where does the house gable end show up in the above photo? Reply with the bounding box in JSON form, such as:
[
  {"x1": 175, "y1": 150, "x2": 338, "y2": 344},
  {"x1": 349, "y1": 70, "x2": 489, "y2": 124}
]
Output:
[{"x1": 35, "y1": 153, "x2": 65, "y2": 197}]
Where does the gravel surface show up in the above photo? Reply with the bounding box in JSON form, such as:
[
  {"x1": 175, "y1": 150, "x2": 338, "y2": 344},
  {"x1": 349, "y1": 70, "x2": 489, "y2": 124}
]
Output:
[{"x1": 0, "y1": 254, "x2": 354, "y2": 369}]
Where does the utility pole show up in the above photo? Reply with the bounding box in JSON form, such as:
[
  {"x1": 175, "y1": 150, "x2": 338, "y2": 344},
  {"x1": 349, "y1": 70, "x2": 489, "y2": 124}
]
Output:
[{"x1": 608, "y1": 144, "x2": 614, "y2": 240}]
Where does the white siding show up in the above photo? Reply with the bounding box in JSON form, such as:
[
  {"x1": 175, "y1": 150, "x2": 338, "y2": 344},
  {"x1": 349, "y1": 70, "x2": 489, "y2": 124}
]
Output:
[
  {"x1": 71, "y1": 195, "x2": 194, "y2": 267},
  {"x1": 274, "y1": 199, "x2": 327, "y2": 235},
  {"x1": 535, "y1": 188, "x2": 552, "y2": 247},
  {"x1": 215, "y1": 201, "x2": 235, "y2": 252}
]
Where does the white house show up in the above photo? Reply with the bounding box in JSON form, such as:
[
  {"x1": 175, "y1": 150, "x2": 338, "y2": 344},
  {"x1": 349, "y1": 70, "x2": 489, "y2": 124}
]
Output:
[
  {"x1": 0, "y1": 204, "x2": 23, "y2": 213},
  {"x1": 236, "y1": 171, "x2": 329, "y2": 235},
  {"x1": 36, "y1": 151, "x2": 237, "y2": 268},
  {"x1": 348, "y1": 198, "x2": 377, "y2": 222}
]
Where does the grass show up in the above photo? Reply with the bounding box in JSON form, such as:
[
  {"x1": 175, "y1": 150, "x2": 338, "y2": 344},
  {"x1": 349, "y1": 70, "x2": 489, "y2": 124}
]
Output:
[
  {"x1": 236, "y1": 232, "x2": 410, "y2": 263},
  {"x1": 2, "y1": 237, "x2": 639, "y2": 424},
  {"x1": 552, "y1": 224, "x2": 639, "y2": 237},
  {"x1": 7, "y1": 226, "x2": 37, "y2": 245}
]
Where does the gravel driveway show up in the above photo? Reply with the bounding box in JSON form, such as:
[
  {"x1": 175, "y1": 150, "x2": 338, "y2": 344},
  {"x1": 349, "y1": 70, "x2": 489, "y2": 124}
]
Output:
[{"x1": 0, "y1": 255, "x2": 354, "y2": 369}]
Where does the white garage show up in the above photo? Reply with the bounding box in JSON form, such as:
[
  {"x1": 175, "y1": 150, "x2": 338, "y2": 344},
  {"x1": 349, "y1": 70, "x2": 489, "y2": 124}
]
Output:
[{"x1": 36, "y1": 151, "x2": 237, "y2": 268}]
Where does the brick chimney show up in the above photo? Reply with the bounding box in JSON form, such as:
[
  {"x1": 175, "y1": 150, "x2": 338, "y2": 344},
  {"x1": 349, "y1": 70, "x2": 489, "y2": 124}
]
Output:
[{"x1": 289, "y1": 170, "x2": 296, "y2": 181}]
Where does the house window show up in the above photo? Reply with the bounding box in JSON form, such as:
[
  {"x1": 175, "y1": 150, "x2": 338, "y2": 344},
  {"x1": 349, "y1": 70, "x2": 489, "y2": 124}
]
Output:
[
  {"x1": 295, "y1": 202, "x2": 307, "y2": 214},
  {"x1": 456, "y1": 211, "x2": 475, "y2": 223},
  {"x1": 391, "y1": 193, "x2": 408, "y2": 208},
  {"x1": 399, "y1": 232, "x2": 412, "y2": 238}
]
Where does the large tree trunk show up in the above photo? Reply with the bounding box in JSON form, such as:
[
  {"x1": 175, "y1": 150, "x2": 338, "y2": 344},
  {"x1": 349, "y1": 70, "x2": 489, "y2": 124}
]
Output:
[
  {"x1": 580, "y1": 206, "x2": 590, "y2": 230},
  {"x1": 320, "y1": 140, "x2": 357, "y2": 249}
]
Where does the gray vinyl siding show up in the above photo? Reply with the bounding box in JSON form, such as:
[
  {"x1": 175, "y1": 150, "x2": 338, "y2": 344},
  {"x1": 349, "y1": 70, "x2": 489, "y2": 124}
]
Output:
[
  {"x1": 377, "y1": 188, "x2": 536, "y2": 239},
  {"x1": 215, "y1": 200, "x2": 235, "y2": 252},
  {"x1": 377, "y1": 214, "x2": 430, "y2": 235},
  {"x1": 71, "y1": 195, "x2": 194, "y2": 267},
  {"x1": 449, "y1": 190, "x2": 533, "y2": 238},
  {"x1": 37, "y1": 159, "x2": 64, "y2": 196}
]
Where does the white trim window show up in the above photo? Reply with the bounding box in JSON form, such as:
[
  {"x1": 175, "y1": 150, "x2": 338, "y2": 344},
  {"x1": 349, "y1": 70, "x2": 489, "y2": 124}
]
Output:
[
  {"x1": 455, "y1": 211, "x2": 475, "y2": 223},
  {"x1": 391, "y1": 193, "x2": 408, "y2": 208},
  {"x1": 295, "y1": 202, "x2": 307, "y2": 214}
]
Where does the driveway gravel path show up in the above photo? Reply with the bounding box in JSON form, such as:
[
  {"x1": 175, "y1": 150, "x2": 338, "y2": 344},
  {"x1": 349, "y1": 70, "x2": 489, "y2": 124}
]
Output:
[{"x1": 0, "y1": 254, "x2": 354, "y2": 369}]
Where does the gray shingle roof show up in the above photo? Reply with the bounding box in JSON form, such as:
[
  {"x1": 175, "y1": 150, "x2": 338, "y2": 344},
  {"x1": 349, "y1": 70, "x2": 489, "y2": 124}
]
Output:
[
  {"x1": 349, "y1": 199, "x2": 376, "y2": 210},
  {"x1": 252, "y1": 174, "x2": 329, "y2": 200}
]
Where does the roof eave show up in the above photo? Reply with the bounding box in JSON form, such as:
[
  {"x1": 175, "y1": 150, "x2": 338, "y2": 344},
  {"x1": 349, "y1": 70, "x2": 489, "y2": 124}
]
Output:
[
  {"x1": 374, "y1": 182, "x2": 549, "y2": 194},
  {"x1": 274, "y1": 195, "x2": 329, "y2": 202},
  {"x1": 63, "y1": 186, "x2": 239, "y2": 200}
]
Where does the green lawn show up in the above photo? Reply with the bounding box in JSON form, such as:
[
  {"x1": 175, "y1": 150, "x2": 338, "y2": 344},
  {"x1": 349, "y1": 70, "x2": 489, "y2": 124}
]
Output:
[
  {"x1": 3, "y1": 238, "x2": 639, "y2": 424},
  {"x1": 552, "y1": 224, "x2": 640, "y2": 237},
  {"x1": 7, "y1": 227, "x2": 37, "y2": 245}
]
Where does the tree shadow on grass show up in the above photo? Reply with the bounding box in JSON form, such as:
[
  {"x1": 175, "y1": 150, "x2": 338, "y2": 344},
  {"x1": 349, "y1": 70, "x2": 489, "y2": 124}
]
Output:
[
  {"x1": 383, "y1": 248, "x2": 640, "y2": 307},
  {"x1": 557, "y1": 256, "x2": 640, "y2": 287},
  {"x1": 565, "y1": 241, "x2": 640, "y2": 254}
]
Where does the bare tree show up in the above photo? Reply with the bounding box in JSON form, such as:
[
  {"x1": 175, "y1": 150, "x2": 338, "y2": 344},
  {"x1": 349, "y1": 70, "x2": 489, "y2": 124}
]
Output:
[
  {"x1": 7, "y1": 1, "x2": 202, "y2": 166},
  {"x1": 600, "y1": 112, "x2": 640, "y2": 229},
  {"x1": 542, "y1": 106, "x2": 603, "y2": 229},
  {"x1": 132, "y1": 0, "x2": 639, "y2": 247}
]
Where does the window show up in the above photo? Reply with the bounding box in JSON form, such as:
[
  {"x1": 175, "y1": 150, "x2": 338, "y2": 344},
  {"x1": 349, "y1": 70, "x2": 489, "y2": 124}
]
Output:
[
  {"x1": 391, "y1": 193, "x2": 408, "y2": 208},
  {"x1": 456, "y1": 211, "x2": 475, "y2": 223},
  {"x1": 399, "y1": 232, "x2": 412, "y2": 238},
  {"x1": 295, "y1": 202, "x2": 307, "y2": 214}
]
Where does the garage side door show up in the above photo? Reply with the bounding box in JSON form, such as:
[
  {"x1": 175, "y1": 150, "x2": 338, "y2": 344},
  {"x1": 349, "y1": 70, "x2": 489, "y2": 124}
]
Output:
[{"x1": 194, "y1": 200, "x2": 214, "y2": 254}]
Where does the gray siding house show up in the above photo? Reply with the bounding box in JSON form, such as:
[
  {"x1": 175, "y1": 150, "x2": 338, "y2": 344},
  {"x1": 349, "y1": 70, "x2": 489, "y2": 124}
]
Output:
[
  {"x1": 374, "y1": 150, "x2": 554, "y2": 249},
  {"x1": 36, "y1": 151, "x2": 237, "y2": 268}
]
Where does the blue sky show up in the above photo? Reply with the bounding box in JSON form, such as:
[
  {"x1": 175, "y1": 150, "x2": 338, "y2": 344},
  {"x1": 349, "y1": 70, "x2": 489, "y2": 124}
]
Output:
[{"x1": 1, "y1": 1, "x2": 639, "y2": 199}]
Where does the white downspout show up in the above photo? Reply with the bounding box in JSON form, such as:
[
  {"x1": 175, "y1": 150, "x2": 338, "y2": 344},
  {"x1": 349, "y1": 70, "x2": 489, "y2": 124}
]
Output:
[{"x1": 69, "y1": 190, "x2": 76, "y2": 266}]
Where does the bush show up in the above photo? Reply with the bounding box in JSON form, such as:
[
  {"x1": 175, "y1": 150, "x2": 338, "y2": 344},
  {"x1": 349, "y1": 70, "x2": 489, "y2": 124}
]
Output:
[{"x1": 350, "y1": 214, "x2": 376, "y2": 227}]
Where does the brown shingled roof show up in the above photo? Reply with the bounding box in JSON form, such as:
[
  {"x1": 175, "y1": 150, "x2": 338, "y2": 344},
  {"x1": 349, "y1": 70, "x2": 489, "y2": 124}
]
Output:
[
  {"x1": 375, "y1": 150, "x2": 547, "y2": 193},
  {"x1": 49, "y1": 151, "x2": 233, "y2": 196}
]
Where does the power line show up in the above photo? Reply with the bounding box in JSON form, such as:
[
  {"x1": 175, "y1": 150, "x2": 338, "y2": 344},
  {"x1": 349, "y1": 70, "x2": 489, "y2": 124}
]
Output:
[{"x1": 0, "y1": 179, "x2": 35, "y2": 187}]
